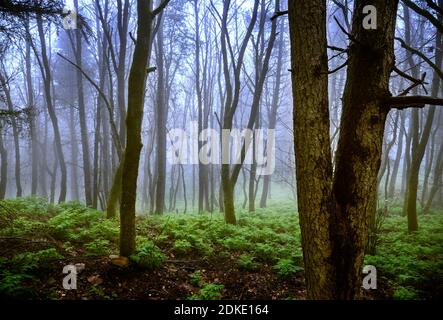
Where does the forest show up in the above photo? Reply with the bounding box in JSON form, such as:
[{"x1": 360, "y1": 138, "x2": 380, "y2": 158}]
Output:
[{"x1": 0, "y1": 0, "x2": 442, "y2": 301}]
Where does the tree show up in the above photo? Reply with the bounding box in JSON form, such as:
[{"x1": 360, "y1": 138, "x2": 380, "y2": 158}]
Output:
[
  {"x1": 69, "y1": 0, "x2": 93, "y2": 206},
  {"x1": 0, "y1": 70, "x2": 22, "y2": 197},
  {"x1": 403, "y1": 2, "x2": 442, "y2": 232},
  {"x1": 288, "y1": 0, "x2": 443, "y2": 299},
  {"x1": 33, "y1": 15, "x2": 67, "y2": 203},
  {"x1": 119, "y1": 0, "x2": 170, "y2": 257}
]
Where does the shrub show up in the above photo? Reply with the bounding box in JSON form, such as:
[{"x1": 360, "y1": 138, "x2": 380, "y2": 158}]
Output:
[
  {"x1": 130, "y1": 239, "x2": 165, "y2": 269},
  {"x1": 188, "y1": 283, "x2": 224, "y2": 300},
  {"x1": 3, "y1": 217, "x2": 50, "y2": 238},
  {"x1": 237, "y1": 254, "x2": 260, "y2": 271},
  {"x1": 85, "y1": 239, "x2": 111, "y2": 256},
  {"x1": 0, "y1": 272, "x2": 36, "y2": 298},
  {"x1": 254, "y1": 243, "x2": 276, "y2": 262},
  {"x1": 47, "y1": 206, "x2": 105, "y2": 241},
  {"x1": 393, "y1": 286, "x2": 419, "y2": 300},
  {"x1": 273, "y1": 258, "x2": 303, "y2": 279},
  {"x1": 190, "y1": 270, "x2": 203, "y2": 287},
  {"x1": 47, "y1": 206, "x2": 118, "y2": 246},
  {"x1": 221, "y1": 237, "x2": 250, "y2": 251},
  {"x1": 173, "y1": 239, "x2": 192, "y2": 253},
  {"x1": 12, "y1": 248, "x2": 64, "y2": 271}
]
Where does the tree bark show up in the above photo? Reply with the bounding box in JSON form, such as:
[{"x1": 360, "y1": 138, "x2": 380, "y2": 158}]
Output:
[
  {"x1": 72, "y1": 0, "x2": 93, "y2": 206},
  {"x1": 289, "y1": 0, "x2": 399, "y2": 299},
  {"x1": 0, "y1": 72, "x2": 22, "y2": 197},
  {"x1": 154, "y1": 14, "x2": 167, "y2": 215},
  {"x1": 36, "y1": 15, "x2": 67, "y2": 203},
  {"x1": 288, "y1": 0, "x2": 336, "y2": 299},
  {"x1": 119, "y1": 0, "x2": 166, "y2": 256},
  {"x1": 0, "y1": 128, "x2": 7, "y2": 199},
  {"x1": 405, "y1": 3, "x2": 441, "y2": 231}
]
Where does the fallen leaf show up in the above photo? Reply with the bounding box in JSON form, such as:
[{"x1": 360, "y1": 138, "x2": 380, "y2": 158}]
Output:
[{"x1": 87, "y1": 275, "x2": 103, "y2": 285}]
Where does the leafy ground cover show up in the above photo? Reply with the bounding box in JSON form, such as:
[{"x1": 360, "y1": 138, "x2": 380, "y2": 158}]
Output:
[{"x1": 0, "y1": 197, "x2": 442, "y2": 300}]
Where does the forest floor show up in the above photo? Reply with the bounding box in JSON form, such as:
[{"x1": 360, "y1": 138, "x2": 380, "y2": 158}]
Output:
[{"x1": 0, "y1": 197, "x2": 442, "y2": 300}]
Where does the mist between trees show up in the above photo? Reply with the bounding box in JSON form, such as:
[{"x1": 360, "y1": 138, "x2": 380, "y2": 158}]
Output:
[{"x1": 0, "y1": 0, "x2": 443, "y2": 300}]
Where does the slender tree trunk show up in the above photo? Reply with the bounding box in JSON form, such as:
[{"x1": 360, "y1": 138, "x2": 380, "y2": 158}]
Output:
[
  {"x1": 424, "y1": 135, "x2": 443, "y2": 213},
  {"x1": 120, "y1": 0, "x2": 159, "y2": 256},
  {"x1": 72, "y1": 0, "x2": 93, "y2": 206},
  {"x1": 405, "y1": 6, "x2": 441, "y2": 231},
  {"x1": 388, "y1": 112, "x2": 405, "y2": 198},
  {"x1": 421, "y1": 126, "x2": 438, "y2": 206},
  {"x1": 0, "y1": 72, "x2": 22, "y2": 197},
  {"x1": 0, "y1": 129, "x2": 7, "y2": 199},
  {"x1": 68, "y1": 102, "x2": 80, "y2": 200},
  {"x1": 36, "y1": 16, "x2": 67, "y2": 203},
  {"x1": 154, "y1": 16, "x2": 167, "y2": 215},
  {"x1": 25, "y1": 31, "x2": 39, "y2": 196},
  {"x1": 117, "y1": 0, "x2": 130, "y2": 149}
]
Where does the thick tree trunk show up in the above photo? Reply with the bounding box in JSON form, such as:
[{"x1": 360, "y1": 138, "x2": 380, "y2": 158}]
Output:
[
  {"x1": 288, "y1": 0, "x2": 336, "y2": 299},
  {"x1": 289, "y1": 0, "x2": 399, "y2": 299},
  {"x1": 331, "y1": 0, "x2": 398, "y2": 298}
]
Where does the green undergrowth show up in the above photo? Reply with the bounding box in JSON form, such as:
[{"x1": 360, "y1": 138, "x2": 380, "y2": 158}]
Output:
[
  {"x1": 365, "y1": 213, "x2": 443, "y2": 300},
  {"x1": 0, "y1": 197, "x2": 442, "y2": 299}
]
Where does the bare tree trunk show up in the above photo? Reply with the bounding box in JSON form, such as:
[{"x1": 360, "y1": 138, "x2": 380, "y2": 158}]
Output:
[
  {"x1": 260, "y1": 22, "x2": 284, "y2": 208},
  {"x1": 0, "y1": 129, "x2": 7, "y2": 199},
  {"x1": 405, "y1": 4, "x2": 441, "y2": 231},
  {"x1": 71, "y1": 0, "x2": 93, "y2": 206},
  {"x1": 424, "y1": 134, "x2": 443, "y2": 213},
  {"x1": 154, "y1": 14, "x2": 167, "y2": 215},
  {"x1": 116, "y1": 0, "x2": 130, "y2": 149},
  {"x1": 120, "y1": 0, "x2": 165, "y2": 256},
  {"x1": 25, "y1": 30, "x2": 39, "y2": 196},
  {"x1": 68, "y1": 102, "x2": 80, "y2": 200},
  {"x1": 289, "y1": 0, "x2": 335, "y2": 299},
  {"x1": 388, "y1": 112, "x2": 406, "y2": 197},
  {"x1": 0, "y1": 72, "x2": 22, "y2": 197},
  {"x1": 421, "y1": 123, "x2": 438, "y2": 206},
  {"x1": 36, "y1": 16, "x2": 67, "y2": 203},
  {"x1": 289, "y1": 0, "x2": 399, "y2": 299}
]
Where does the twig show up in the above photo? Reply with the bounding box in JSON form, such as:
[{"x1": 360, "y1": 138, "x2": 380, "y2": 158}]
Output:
[
  {"x1": 270, "y1": 10, "x2": 288, "y2": 21},
  {"x1": 324, "y1": 61, "x2": 348, "y2": 74}
]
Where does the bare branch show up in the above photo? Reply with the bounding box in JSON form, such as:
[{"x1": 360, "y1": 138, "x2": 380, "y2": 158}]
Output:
[
  {"x1": 57, "y1": 52, "x2": 122, "y2": 156},
  {"x1": 402, "y1": 0, "x2": 443, "y2": 34},
  {"x1": 385, "y1": 95, "x2": 443, "y2": 109},
  {"x1": 152, "y1": 0, "x2": 171, "y2": 17},
  {"x1": 325, "y1": 61, "x2": 348, "y2": 74},
  {"x1": 393, "y1": 66, "x2": 428, "y2": 85},
  {"x1": 426, "y1": 0, "x2": 443, "y2": 16},
  {"x1": 333, "y1": 15, "x2": 360, "y2": 45},
  {"x1": 395, "y1": 37, "x2": 443, "y2": 81},
  {"x1": 327, "y1": 45, "x2": 347, "y2": 52},
  {"x1": 270, "y1": 10, "x2": 288, "y2": 21}
]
